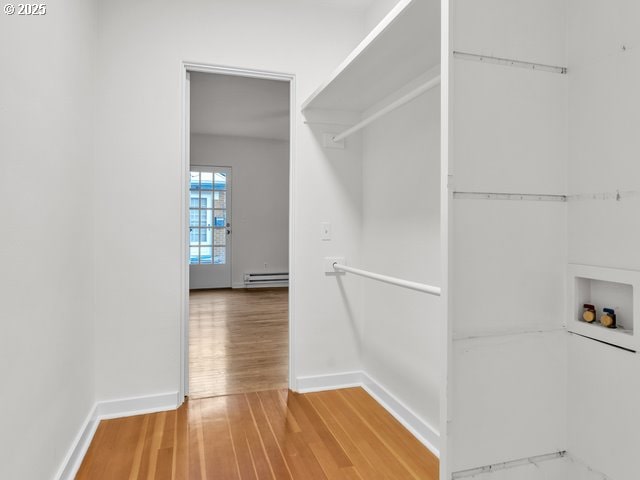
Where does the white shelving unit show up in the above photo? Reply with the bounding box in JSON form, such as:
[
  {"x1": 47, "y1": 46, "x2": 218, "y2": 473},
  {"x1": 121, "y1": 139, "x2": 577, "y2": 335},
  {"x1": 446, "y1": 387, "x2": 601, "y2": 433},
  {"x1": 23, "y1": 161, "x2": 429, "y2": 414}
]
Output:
[
  {"x1": 301, "y1": 0, "x2": 440, "y2": 114},
  {"x1": 567, "y1": 264, "x2": 640, "y2": 352}
]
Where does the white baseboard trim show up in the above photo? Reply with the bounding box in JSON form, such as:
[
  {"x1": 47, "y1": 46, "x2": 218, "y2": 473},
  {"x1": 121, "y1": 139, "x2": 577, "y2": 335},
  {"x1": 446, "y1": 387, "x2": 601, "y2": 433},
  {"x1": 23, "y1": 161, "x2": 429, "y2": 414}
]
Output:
[
  {"x1": 95, "y1": 391, "x2": 179, "y2": 420},
  {"x1": 296, "y1": 371, "x2": 363, "y2": 393},
  {"x1": 53, "y1": 404, "x2": 99, "y2": 480},
  {"x1": 361, "y1": 373, "x2": 440, "y2": 458},
  {"x1": 232, "y1": 283, "x2": 289, "y2": 289},
  {"x1": 296, "y1": 371, "x2": 440, "y2": 458},
  {"x1": 55, "y1": 391, "x2": 180, "y2": 480}
]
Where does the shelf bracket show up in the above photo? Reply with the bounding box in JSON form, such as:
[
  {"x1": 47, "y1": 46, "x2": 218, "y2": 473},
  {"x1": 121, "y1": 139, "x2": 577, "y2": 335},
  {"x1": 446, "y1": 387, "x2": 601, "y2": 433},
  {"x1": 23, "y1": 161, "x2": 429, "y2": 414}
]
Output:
[{"x1": 453, "y1": 51, "x2": 567, "y2": 74}]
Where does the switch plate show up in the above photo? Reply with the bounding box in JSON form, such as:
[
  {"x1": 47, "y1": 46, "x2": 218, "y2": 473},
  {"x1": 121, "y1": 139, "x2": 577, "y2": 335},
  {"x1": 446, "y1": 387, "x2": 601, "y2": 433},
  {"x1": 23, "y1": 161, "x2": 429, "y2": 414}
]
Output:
[{"x1": 320, "y1": 222, "x2": 332, "y2": 241}]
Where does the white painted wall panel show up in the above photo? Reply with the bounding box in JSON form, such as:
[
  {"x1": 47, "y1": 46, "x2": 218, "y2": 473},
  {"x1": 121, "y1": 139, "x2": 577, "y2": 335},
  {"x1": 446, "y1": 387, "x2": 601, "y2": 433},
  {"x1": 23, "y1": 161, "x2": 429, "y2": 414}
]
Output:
[
  {"x1": 568, "y1": 335, "x2": 640, "y2": 480},
  {"x1": 453, "y1": 61, "x2": 568, "y2": 194},
  {"x1": 567, "y1": 198, "x2": 640, "y2": 271},
  {"x1": 449, "y1": 0, "x2": 569, "y2": 472},
  {"x1": 0, "y1": 1, "x2": 97, "y2": 478},
  {"x1": 94, "y1": 0, "x2": 367, "y2": 399},
  {"x1": 566, "y1": 2, "x2": 640, "y2": 479},
  {"x1": 361, "y1": 87, "x2": 442, "y2": 431},
  {"x1": 452, "y1": 201, "x2": 566, "y2": 338},
  {"x1": 453, "y1": 0, "x2": 567, "y2": 66},
  {"x1": 451, "y1": 332, "x2": 567, "y2": 472}
]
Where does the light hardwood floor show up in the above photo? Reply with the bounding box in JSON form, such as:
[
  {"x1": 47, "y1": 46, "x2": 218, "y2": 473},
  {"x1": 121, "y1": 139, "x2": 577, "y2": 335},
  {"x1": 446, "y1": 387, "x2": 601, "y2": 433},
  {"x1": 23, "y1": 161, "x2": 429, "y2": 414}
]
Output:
[
  {"x1": 76, "y1": 387, "x2": 439, "y2": 479},
  {"x1": 189, "y1": 288, "x2": 288, "y2": 399}
]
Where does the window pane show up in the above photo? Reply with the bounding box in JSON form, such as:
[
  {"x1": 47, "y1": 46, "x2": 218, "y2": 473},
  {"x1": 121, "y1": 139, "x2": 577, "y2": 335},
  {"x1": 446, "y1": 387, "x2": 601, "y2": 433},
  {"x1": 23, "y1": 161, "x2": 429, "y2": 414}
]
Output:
[
  {"x1": 214, "y1": 172, "x2": 226, "y2": 190},
  {"x1": 200, "y1": 209, "x2": 213, "y2": 227},
  {"x1": 200, "y1": 191, "x2": 213, "y2": 209},
  {"x1": 214, "y1": 210, "x2": 226, "y2": 227},
  {"x1": 189, "y1": 210, "x2": 200, "y2": 227},
  {"x1": 214, "y1": 246, "x2": 226, "y2": 265},
  {"x1": 190, "y1": 228, "x2": 202, "y2": 247},
  {"x1": 189, "y1": 247, "x2": 199, "y2": 264},
  {"x1": 200, "y1": 227, "x2": 212, "y2": 246},
  {"x1": 200, "y1": 247, "x2": 212, "y2": 264},
  {"x1": 190, "y1": 195, "x2": 199, "y2": 208},
  {"x1": 214, "y1": 228, "x2": 226, "y2": 246},
  {"x1": 214, "y1": 191, "x2": 226, "y2": 209},
  {"x1": 190, "y1": 171, "x2": 200, "y2": 190},
  {"x1": 201, "y1": 171, "x2": 213, "y2": 190}
]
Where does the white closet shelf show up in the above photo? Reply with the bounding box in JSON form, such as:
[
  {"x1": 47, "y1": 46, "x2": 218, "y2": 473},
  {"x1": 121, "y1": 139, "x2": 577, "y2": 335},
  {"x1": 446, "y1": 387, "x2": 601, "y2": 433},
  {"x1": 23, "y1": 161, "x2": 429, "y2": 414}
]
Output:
[{"x1": 301, "y1": 0, "x2": 440, "y2": 113}]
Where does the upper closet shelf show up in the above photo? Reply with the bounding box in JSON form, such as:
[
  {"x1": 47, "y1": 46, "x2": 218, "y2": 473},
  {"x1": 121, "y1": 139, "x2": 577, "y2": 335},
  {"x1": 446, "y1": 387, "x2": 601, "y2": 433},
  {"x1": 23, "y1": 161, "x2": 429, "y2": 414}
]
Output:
[{"x1": 301, "y1": 0, "x2": 440, "y2": 113}]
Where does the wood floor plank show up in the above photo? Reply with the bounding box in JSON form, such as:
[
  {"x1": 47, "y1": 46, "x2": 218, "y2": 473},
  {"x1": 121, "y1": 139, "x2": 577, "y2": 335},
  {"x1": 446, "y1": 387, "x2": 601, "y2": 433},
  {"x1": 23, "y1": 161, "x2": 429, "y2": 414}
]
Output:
[
  {"x1": 189, "y1": 288, "x2": 289, "y2": 399},
  {"x1": 339, "y1": 389, "x2": 438, "y2": 479},
  {"x1": 77, "y1": 388, "x2": 438, "y2": 480},
  {"x1": 198, "y1": 396, "x2": 241, "y2": 479},
  {"x1": 245, "y1": 392, "x2": 293, "y2": 480}
]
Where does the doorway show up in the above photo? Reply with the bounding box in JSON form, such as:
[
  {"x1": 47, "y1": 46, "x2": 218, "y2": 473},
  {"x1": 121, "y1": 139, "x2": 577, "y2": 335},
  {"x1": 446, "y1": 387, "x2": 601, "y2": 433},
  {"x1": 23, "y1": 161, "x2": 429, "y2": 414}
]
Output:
[{"x1": 181, "y1": 65, "x2": 294, "y2": 400}]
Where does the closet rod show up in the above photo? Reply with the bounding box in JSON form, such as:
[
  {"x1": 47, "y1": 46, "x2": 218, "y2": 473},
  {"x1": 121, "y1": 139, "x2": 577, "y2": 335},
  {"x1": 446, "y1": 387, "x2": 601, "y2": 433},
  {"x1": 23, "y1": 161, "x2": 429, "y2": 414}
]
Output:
[
  {"x1": 332, "y1": 74, "x2": 441, "y2": 143},
  {"x1": 332, "y1": 262, "x2": 441, "y2": 296}
]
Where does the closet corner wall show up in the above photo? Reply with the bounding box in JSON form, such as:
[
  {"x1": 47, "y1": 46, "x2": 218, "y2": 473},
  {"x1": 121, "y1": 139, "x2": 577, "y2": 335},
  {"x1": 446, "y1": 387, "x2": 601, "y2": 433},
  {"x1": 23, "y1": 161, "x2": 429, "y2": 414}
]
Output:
[{"x1": 301, "y1": 0, "x2": 446, "y2": 461}]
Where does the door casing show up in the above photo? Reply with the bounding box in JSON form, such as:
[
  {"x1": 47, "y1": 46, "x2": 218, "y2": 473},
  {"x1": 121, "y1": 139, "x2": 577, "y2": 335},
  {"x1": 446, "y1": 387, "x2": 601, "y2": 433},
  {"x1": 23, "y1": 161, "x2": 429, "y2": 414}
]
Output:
[{"x1": 180, "y1": 63, "x2": 296, "y2": 401}]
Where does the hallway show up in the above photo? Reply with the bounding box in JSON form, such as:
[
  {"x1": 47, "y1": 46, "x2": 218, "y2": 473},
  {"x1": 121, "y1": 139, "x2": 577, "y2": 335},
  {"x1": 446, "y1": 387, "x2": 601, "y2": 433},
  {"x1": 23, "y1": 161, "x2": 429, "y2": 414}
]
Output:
[
  {"x1": 76, "y1": 387, "x2": 439, "y2": 479},
  {"x1": 189, "y1": 288, "x2": 289, "y2": 399}
]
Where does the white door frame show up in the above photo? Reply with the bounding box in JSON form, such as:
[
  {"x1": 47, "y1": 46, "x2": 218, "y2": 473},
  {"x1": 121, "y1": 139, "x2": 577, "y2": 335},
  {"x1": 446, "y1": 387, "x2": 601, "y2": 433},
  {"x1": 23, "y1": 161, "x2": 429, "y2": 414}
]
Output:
[{"x1": 180, "y1": 62, "x2": 297, "y2": 401}]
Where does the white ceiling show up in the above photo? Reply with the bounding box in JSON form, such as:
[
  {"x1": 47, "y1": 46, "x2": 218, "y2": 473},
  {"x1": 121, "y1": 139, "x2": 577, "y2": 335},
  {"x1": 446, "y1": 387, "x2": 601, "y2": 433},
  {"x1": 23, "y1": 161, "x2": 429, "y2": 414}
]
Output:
[{"x1": 190, "y1": 72, "x2": 290, "y2": 141}]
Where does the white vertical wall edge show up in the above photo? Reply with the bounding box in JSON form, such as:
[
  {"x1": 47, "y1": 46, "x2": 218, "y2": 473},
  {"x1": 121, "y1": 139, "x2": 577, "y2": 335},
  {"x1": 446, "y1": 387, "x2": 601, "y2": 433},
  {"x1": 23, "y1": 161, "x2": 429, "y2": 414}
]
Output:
[
  {"x1": 440, "y1": 0, "x2": 452, "y2": 477},
  {"x1": 54, "y1": 392, "x2": 180, "y2": 480},
  {"x1": 296, "y1": 372, "x2": 440, "y2": 458}
]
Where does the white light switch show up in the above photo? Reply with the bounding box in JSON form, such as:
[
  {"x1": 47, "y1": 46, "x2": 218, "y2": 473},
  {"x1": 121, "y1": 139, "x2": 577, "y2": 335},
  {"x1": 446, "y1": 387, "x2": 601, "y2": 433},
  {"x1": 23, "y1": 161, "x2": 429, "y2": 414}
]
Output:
[{"x1": 320, "y1": 222, "x2": 332, "y2": 240}]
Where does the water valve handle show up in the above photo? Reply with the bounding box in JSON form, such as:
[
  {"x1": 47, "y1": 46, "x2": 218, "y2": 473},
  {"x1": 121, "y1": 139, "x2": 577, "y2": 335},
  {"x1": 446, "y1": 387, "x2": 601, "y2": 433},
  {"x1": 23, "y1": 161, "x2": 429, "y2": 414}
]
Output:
[{"x1": 600, "y1": 308, "x2": 617, "y2": 328}]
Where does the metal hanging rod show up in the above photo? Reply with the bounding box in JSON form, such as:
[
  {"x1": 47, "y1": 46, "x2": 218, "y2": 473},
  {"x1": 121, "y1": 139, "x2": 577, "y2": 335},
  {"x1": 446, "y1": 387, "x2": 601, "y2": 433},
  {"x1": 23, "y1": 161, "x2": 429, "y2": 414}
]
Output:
[
  {"x1": 332, "y1": 262, "x2": 441, "y2": 296},
  {"x1": 331, "y1": 74, "x2": 441, "y2": 143},
  {"x1": 453, "y1": 191, "x2": 567, "y2": 202},
  {"x1": 453, "y1": 51, "x2": 567, "y2": 74}
]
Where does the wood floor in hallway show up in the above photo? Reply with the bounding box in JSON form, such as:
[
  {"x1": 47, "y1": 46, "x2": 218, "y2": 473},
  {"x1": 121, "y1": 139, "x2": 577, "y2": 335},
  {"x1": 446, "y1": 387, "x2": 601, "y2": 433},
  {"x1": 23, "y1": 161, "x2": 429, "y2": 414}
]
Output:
[
  {"x1": 76, "y1": 387, "x2": 439, "y2": 479},
  {"x1": 189, "y1": 288, "x2": 288, "y2": 399}
]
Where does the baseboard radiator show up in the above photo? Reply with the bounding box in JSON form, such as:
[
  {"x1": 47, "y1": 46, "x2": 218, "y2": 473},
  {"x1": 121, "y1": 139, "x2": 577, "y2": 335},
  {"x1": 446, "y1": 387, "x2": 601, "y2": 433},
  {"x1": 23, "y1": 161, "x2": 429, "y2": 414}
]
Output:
[{"x1": 243, "y1": 272, "x2": 289, "y2": 288}]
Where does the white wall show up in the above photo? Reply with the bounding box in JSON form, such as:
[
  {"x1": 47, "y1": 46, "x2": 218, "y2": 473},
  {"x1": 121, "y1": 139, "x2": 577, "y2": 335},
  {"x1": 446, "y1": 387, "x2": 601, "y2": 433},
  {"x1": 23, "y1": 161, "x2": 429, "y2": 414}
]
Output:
[
  {"x1": 449, "y1": 0, "x2": 568, "y2": 473},
  {"x1": 566, "y1": 2, "x2": 640, "y2": 479},
  {"x1": 190, "y1": 134, "x2": 289, "y2": 288},
  {"x1": 364, "y1": 0, "x2": 400, "y2": 31},
  {"x1": 94, "y1": 0, "x2": 368, "y2": 400},
  {"x1": 361, "y1": 85, "x2": 442, "y2": 436},
  {"x1": 0, "y1": 1, "x2": 97, "y2": 478}
]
